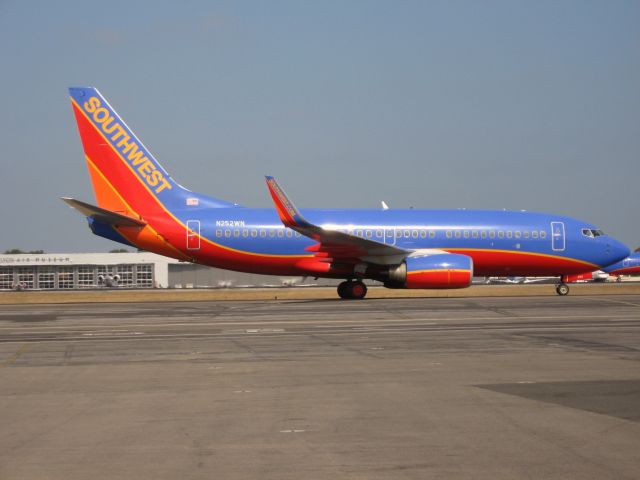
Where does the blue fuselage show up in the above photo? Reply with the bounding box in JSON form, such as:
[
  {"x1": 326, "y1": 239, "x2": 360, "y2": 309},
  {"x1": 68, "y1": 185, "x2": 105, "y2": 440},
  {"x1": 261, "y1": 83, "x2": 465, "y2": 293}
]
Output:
[{"x1": 145, "y1": 206, "x2": 629, "y2": 277}]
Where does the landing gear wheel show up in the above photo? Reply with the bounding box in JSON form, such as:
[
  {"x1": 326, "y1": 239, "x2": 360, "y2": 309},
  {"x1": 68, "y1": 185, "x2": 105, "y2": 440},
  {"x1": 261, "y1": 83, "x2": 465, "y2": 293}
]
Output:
[
  {"x1": 337, "y1": 281, "x2": 350, "y2": 299},
  {"x1": 556, "y1": 283, "x2": 570, "y2": 296},
  {"x1": 349, "y1": 281, "x2": 367, "y2": 300},
  {"x1": 337, "y1": 281, "x2": 368, "y2": 300}
]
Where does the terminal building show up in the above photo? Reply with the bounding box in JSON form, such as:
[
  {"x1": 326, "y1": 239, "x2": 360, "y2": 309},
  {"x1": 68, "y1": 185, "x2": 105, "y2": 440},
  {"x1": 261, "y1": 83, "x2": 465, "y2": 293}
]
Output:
[{"x1": 0, "y1": 252, "x2": 336, "y2": 291}]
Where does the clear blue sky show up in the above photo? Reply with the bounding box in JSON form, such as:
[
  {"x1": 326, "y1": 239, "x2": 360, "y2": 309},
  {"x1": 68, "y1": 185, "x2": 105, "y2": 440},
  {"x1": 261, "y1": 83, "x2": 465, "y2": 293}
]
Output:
[{"x1": 0, "y1": 0, "x2": 639, "y2": 252}]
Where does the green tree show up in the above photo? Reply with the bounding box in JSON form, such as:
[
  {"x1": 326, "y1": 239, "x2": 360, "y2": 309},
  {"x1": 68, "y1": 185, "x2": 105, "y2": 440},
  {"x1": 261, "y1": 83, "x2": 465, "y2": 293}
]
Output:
[{"x1": 3, "y1": 249, "x2": 45, "y2": 254}]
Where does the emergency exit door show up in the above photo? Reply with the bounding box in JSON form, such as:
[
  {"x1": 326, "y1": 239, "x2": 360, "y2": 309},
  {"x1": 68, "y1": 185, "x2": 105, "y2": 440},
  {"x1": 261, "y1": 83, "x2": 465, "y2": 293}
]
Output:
[{"x1": 186, "y1": 220, "x2": 201, "y2": 250}]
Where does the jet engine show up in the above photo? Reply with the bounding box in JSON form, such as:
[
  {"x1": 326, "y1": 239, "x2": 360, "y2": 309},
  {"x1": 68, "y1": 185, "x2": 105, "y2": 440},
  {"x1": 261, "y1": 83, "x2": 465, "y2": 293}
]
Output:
[
  {"x1": 98, "y1": 274, "x2": 120, "y2": 287},
  {"x1": 385, "y1": 253, "x2": 473, "y2": 289}
]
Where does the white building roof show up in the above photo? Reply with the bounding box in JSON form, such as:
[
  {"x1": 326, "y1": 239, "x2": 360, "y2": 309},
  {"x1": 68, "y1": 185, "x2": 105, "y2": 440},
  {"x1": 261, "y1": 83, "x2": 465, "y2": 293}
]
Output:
[{"x1": 0, "y1": 252, "x2": 182, "y2": 266}]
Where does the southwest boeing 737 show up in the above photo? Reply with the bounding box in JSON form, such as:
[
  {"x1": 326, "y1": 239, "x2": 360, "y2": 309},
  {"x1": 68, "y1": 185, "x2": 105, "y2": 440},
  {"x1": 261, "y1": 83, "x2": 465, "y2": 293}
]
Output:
[{"x1": 64, "y1": 87, "x2": 631, "y2": 299}]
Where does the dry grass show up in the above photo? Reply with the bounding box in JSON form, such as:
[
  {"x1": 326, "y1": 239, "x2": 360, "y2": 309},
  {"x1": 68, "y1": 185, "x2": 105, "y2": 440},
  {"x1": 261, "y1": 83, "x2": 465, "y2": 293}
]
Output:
[{"x1": 1, "y1": 283, "x2": 640, "y2": 305}]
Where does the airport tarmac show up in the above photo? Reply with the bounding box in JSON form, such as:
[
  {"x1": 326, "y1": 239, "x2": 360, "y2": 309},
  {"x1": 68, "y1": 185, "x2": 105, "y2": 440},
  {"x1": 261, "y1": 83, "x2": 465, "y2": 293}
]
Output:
[
  {"x1": 1, "y1": 295, "x2": 639, "y2": 479},
  {"x1": 2, "y1": 282, "x2": 640, "y2": 305}
]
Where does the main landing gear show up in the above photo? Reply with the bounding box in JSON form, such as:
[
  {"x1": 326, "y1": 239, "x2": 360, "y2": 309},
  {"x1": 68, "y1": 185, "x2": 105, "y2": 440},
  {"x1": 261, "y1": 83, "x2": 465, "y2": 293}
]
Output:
[
  {"x1": 337, "y1": 280, "x2": 368, "y2": 300},
  {"x1": 555, "y1": 283, "x2": 570, "y2": 296}
]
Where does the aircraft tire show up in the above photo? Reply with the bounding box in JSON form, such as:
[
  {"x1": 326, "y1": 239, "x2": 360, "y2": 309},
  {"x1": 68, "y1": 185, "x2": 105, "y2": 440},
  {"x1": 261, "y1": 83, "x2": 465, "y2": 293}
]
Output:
[
  {"x1": 337, "y1": 281, "x2": 351, "y2": 299},
  {"x1": 337, "y1": 281, "x2": 367, "y2": 299},
  {"x1": 556, "y1": 283, "x2": 570, "y2": 296},
  {"x1": 349, "y1": 281, "x2": 368, "y2": 300}
]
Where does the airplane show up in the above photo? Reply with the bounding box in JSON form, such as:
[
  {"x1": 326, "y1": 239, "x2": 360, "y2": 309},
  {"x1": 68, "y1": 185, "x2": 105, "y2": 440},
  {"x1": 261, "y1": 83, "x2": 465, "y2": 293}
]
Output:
[
  {"x1": 63, "y1": 87, "x2": 631, "y2": 299},
  {"x1": 486, "y1": 276, "x2": 555, "y2": 285},
  {"x1": 559, "y1": 252, "x2": 640, "y2": 283},
  {"x1": 602, "y1": 252, "x2": 640, "y2": 277},
  {"x1": 562, "y1": 271, "x2": 610, "y2": 283}
]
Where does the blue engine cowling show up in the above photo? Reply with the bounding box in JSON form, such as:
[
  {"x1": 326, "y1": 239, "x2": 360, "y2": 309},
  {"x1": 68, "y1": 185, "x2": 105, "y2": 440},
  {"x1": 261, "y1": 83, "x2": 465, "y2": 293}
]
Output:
[{"x1": 385, "y1": 253, "x2": 473, "y2": 289}]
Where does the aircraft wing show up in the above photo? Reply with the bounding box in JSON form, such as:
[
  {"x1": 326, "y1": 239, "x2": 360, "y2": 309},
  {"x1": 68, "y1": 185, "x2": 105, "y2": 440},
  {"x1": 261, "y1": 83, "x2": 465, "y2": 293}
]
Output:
[
  {"x1": 265, "y1": 176, "x2": 409, "y2": 265},
  {"x1": 62, "y1": 197, "x2": 146, "y2": 227}
]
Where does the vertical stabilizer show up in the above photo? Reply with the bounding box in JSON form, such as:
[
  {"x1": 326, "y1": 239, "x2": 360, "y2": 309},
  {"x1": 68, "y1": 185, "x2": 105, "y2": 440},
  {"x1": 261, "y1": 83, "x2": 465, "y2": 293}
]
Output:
[{"x1": 68, "y1": 87, "x2": 237, "y2": 219}]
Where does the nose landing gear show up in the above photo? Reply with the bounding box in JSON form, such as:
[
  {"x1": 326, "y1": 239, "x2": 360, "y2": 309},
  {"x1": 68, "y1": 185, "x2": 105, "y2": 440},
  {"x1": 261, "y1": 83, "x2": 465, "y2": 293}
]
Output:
[{"x1": 337, "y1": 280, "x2": 368, "y2": 299}]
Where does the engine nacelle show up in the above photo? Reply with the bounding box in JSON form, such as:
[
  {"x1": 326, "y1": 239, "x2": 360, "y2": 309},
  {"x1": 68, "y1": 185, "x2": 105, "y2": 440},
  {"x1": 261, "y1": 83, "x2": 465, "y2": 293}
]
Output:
[{"x1": 386, "y1": 253, "x2": 473, "y2": 289}]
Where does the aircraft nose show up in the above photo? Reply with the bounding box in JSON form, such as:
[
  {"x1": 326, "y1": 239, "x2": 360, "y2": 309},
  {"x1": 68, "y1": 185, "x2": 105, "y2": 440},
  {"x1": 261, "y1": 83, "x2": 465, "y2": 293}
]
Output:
[{"x1": 605, "y1": 238, "x2": 630, "y2": 264}]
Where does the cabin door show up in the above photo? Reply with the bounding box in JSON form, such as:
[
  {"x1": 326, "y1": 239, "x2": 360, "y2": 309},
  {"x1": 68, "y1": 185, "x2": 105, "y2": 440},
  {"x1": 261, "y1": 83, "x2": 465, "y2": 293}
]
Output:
[
  {"x1": 551, "y1": 221, "x2": 565, "y2": 252},
  {"x1": 186, "y1": 220, "x2": 201, "y2": 250}
]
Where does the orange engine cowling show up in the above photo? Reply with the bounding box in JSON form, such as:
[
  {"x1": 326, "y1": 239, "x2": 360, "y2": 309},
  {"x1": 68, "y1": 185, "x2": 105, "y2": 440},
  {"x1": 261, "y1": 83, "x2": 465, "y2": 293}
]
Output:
[{"x1": 385, "y1": 254, "x2": 473, "y2": 289}]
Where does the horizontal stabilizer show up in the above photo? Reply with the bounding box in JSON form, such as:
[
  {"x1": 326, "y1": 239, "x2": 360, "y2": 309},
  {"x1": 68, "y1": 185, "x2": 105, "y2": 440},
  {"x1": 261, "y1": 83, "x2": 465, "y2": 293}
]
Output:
[{"x1": 61, "y1": 197, "x2": 146, "y2": 227}]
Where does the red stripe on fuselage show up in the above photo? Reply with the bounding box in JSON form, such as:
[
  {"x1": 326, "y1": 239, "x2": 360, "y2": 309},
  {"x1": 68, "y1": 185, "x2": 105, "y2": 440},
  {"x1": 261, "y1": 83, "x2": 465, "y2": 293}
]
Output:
[{"x1": 448, "y1": 249, "x2": 596, "y2": 276}]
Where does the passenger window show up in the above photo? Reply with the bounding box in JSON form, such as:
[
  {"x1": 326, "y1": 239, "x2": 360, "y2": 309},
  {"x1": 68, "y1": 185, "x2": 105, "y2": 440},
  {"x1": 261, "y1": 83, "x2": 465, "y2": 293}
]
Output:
[
  {"x1": 269, "y1": 229, "x2": 275, "y2": 237},
  {"x1": 498, "y1": 231, "x2": 504, "y2": 239},
  {"x1": 286, "y1": 230, "x2": 292, "y2": 238},
  {"x1": 376, "y1": 230, "x2": 383, "y2": 238},
  {"x1": 251, "y1": 229, "x2": 257, "y2": 237},
  {"x1": 481, "y1": 231, "x2": 487, "y2": 239},
  {"x1": 420, "y1": 230, "x2": 426, "y2": 238},
  {"x1": 455, "y1": 231, "x2": 461, "y2": 238},
  {"x1": 277, "y1": 230, "x2": 284, "y2": 238},
  {"x1": 366, "y1": 230, "x2": 372, "y2": 238},
  {"x1": 506, "y1": 231, "x2": 513, "y2": 239},
  {"x1": 242, "y1": 229, "x2": 249, "y2": 237},
  {"x1": 472, "y1": 231, "x2": 478, "y2": 238},
  {"x1": 404, "y1": 230, "x2": 410, "y2": 238},
  {"x1": 215, "y1": 229, "x2": 222, "y2": 237},
  {"x1": 446, "y1": 231, "x2": 452, "y2": 238},
  {"x1": 224, "y1": 230, "x2": 231, "y2": 238},
  {"x1": 532, "y1": 231, "x2": 538, "y2": 239},
  {"x1": 412, "y1": 230, "x2": 418, "y2": 238},
  {"x1": 233, "y1": 229, "x2": 240, "y2": 237},
  {"x1": 429, "y1": 231, "x2": 435, "y2": 238},
  {"x1": 396, "y1": 230, "x2": 402, "y2": 238},
  {"x1": 463, "y1": 231, "x2": 470, "y2": 238},
  {"x1": 515, "y1": 231, "x2": 521, "y2": 239},
  {"x1": 259, "y1": 230, "x2": 266, "y2": 237},
  {"x1": 489, "y1": 231, "x2": 496, "y2": 239},
  {"x1": 523, "y1": 231, "x2": 529, "y2": 239},
  {"x1": 295, "y1": 232, "x2": 301, "y2": 237}
]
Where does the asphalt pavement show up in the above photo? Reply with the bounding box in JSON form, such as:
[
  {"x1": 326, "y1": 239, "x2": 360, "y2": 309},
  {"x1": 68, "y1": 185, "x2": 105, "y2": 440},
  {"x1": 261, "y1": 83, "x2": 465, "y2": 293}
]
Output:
[{"x1": 1, "y1": 295, "x2": 639, "y2": 479}]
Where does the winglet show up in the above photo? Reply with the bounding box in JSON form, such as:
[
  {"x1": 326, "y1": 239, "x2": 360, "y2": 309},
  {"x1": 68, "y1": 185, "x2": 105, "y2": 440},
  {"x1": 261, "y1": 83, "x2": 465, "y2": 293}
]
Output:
[{"x1": 264, "y1": 176, "x2": 310, "y2": 228}]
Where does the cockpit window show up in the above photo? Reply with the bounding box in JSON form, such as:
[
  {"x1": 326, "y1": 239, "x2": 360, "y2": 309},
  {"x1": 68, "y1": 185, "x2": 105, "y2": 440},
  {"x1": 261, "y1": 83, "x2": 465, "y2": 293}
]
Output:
[{"x1": 582, "y1": 228, "x2": 605, "y2": 238}]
